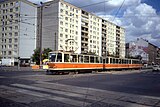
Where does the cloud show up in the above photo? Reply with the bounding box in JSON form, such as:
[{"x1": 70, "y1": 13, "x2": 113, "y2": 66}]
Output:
[{"x1": 121, "y1": 3, "x2": 160, "y2": 46}]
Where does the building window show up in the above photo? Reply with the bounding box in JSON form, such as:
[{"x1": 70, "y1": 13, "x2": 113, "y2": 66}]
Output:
[
  {"x1": 15, "y1": 26, "x2": 18, "y2": 29},
  {"x1": 65, "y1": 23, "x2": 68, "y2": 27},
  {"x1": 10, "y1": 8, "x2": 13, "y2": 12},
  {"x1": 8, "y1": 45, "x2": 12, "y2": 49},
  {"x1": 66, "y1": 5, "x2": 68, "y2": 9},
  {"x1": 15, "y1": 13, "x2": 19, "y2": 18},
  {"x1": 15, "y1": 32, "x2": 18, "y2": 36},
  {"x1": 61, "y1": 3, "x2": 63, "y2": 7},
  {"x1": 9, "y1": 38, "x2": 12, "y2": 43},
  {"x1": 60, "y1": 21, "x2": 63, "y2": 25},
  {"x1": 65, "y1": 17, "x2": 68, "y2": 21},
  {"x1": 65, "y1": 11, "x2": 68, "y2": 15},
  {"x1": 14, "y1": 38, "x2": 18, "y2": 42},
  {"x1": 65, "y1": 29, "x2": 68, "y2": 32},
  {"x1": 8, "y1": 51, "x2": 12, "y2": 55},
  {"x1": 60, "y1": 27, "x2": 63, "y2": 32},
  {"x1": 9, "y1": 33, "x2": 12, "y2": 37},
  {"x1": 15, "y1": 7, "x2": 18, "y2": 11},
  {"x1": 10, "y1": 3, "x2": 13, "y2": 6},
  {"x1": 14, "y1": 51, "x2": 17, "y2": 55},
  {"x1": 3, "y1": 4, "x2": 5, "y2": 8},
  {"x1": 2, "y1": 33, "x2": 4, "y2": 37},
  {"x1": 14, "y1": 44, "x2": 17, "y2": 49},
  {"x1": 76, "y1": 31, "x2": 78, "y2": 35},
  {"x1": 10, "y1": 14, "x2": 13, "y2": 18},
  {"x1": 9, "y1": 26, "x2": 12, "y2": 30},
  {"x1": 4, "y1": 51, "x2": 6, "y2": 55},
  {"x1": 60, "y1": 34, "x2": 63, "y2": 37},
  {"x1": 15, "y1": 20, "x2": 18, "y2": 23},
  {"x1": 60, "y1": 9, "x2": 63, "y2": 13}
]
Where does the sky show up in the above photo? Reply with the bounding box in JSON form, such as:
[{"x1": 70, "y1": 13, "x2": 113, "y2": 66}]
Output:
[{"x1": 1, "y1": 0, "x2": 159, "y2": 47}]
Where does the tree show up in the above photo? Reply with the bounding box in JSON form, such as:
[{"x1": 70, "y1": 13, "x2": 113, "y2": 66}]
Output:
[
  {"x1": 42, "y1": 48, "x2": 52, "y2": 60},
  {"x1": 31, "y1": 48, "x2": 52, "y2": 65},
  {"x1": 32, "y1": 48, "x2": 40, "y2": 65}
]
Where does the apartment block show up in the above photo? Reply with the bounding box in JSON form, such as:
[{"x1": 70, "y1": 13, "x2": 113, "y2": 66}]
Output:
[
  {"x1": 126, "y1": 38, "x2": 160, "y2": 65},
  {"x1": 0, "y1": 0, "x2": 37, "y2": 65},
  {"x1": 38, "y1": 0, "x2": 125, "y2": 57}
]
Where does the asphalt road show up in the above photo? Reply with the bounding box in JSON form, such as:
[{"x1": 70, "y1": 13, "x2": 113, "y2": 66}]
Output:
[{"x1": 0, "y1": 68, "x2": 160, "y2": 107}]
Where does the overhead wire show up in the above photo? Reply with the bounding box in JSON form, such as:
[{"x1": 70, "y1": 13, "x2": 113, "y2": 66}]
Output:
[{"x1": 111, "y1": 0, "x2": 125, "y2": 22}]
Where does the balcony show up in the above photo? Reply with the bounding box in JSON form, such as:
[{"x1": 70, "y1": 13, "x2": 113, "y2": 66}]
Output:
[
  {"x1": 82, "y1": 10, "x2": 89, "y2": 18},
  {"x1": 81, "y1": 28, "x2": 89, "y2": 33},
  {"x1": 81, "y1": 40, "x2": 88, "y2": 44},
  {"x1": 81, "y1": 17, "x2": 89, "y2": 23},
  {"x1": 81, "y1": 23, "x2": 88, "y2": 28}
]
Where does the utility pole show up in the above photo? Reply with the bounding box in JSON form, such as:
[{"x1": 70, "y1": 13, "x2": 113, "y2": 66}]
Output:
[
  {"x1": 40, "y1": 2, "x2": 43, "y2": 65},
  {"x1": 55, "y1": 32, "x2": 56, "y2": 51}
]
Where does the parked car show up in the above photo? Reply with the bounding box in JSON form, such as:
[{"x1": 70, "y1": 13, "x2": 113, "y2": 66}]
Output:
[{"x1": 152, "y1": 65, "x2": 160, "y2": 71}]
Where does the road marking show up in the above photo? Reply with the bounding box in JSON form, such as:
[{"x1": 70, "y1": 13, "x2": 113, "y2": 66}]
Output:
[
  {"x1": 1, "y1": 81, "x2": 160, "y2": 107},
  {"x1": 0, "y1": 76, "x2": 6, "y2": 78},
  {"x1": 34, "y1": 81, "x2": 160, "y2": 106},
  {"x1": 12, "y1": 83, "x2": 157, "y2": 107},
  {"x1": 37, "y1": 81, "x2": 160, "y2": 100},
  {"x1": 0, "y1": 85, "x2": 90, "y2": 106},
  {"x1": 0, "y1": 85, "x2": 46, "y2": 104}
]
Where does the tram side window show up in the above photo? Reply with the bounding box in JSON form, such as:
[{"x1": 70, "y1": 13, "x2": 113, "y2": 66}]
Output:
[
  {"x1": 106, "y1": 58, "x2": 108, "y2": 63},
  {"x1": 95, "y1": 56, "x2": 99, "y2": 63},
  {"x1": 78, "y1": 55, "x2": 83, "y2": 63},
  {"x1": 84, "y1": 56, "x2": 89, "y2": 63},
  {"x1": 72, "y1": 54, "x2": 77, "y2": 62},
  {"x1": 64, "y1": 54, "x2": 69, "y2": 62},
  {"x1": 100, "y1": 57, "x2": 102, "y2": 63},
  {"x1": 116, "y1": 59, "x2": 118, "y2": 64},
  {"x1": 49, "y1": 53, "x2": 56, "y2": 62},
  {"x1": 113, "y1": 58, "x2": 115, "y2": 64},
  {"x1": 90, "y1": 56, "x2": 94, "y2": 63},
  {"x1": 110, "y1": 58, "x2": 113, "y2": 63},
  {"x1": 122, "y1": 59, "x2": 125, "y2": 64},
  {"x1": 126, "y1": 60, "x2": 128, "y2": 64},
  {"x1": 103, "y1": 58, "x2": 105, "y2": 64},
  {"x1": 56, "y1": 53, "x2": 62, "y2": 62},
  {"x1": 129, "y1": 60, "x2": 131, "y2": 64},
  {"x1": 132, "y1": 60, "x2": 137, "y2": 64},
  {"x1": 119, "y1": 59, "x2": 121, "y2": 64}
]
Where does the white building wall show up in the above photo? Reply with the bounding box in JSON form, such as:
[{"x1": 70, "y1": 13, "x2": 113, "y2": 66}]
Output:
[
  {"x1": 58, "y1": 1, "x2": 81, "y2": 53},
  {"x1": 19, "y1": 1, "x2": 37, "y2": 58},
  {"x1": 88, "y1": 14, "x2": 102, "y2": 56},
  {"x1": 40, "y1": 0, "x2": 125, "y2": 57},
  {"x1": 129, "y1": 38, "x2": 149, "y2": 61},
  {"x1": 120, "y1": 28, "x2": 125, "y2": 58},
  {"x1": 106, "y1": 21, "x2": 116, "y2": 55}
]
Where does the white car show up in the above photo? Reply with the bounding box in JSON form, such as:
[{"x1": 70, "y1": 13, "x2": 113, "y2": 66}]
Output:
[{"x1": 152, "y1": 65, "x2": 160, "y2": 71}]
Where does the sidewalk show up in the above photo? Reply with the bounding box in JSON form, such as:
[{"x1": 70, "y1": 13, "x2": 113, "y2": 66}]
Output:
[
  {"x1": 99, "y1": 69, "x2": 152, "y2": 74},
  {"x1": 0, "y1": 66, "x2": 33, "y2": 71}
]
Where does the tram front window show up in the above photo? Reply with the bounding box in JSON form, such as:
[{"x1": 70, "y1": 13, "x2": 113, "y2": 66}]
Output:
[{"x1": 49, "y1": 53, "x2": 56, "y2": 62}]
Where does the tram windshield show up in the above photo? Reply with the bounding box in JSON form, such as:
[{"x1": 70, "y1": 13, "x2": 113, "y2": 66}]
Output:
[
  {"x1": 49, "y1": 52, "x2": 62, "y2": 62},
  {"x1": 49, "y1": 53, "x2": 56, "y2": 62}
]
